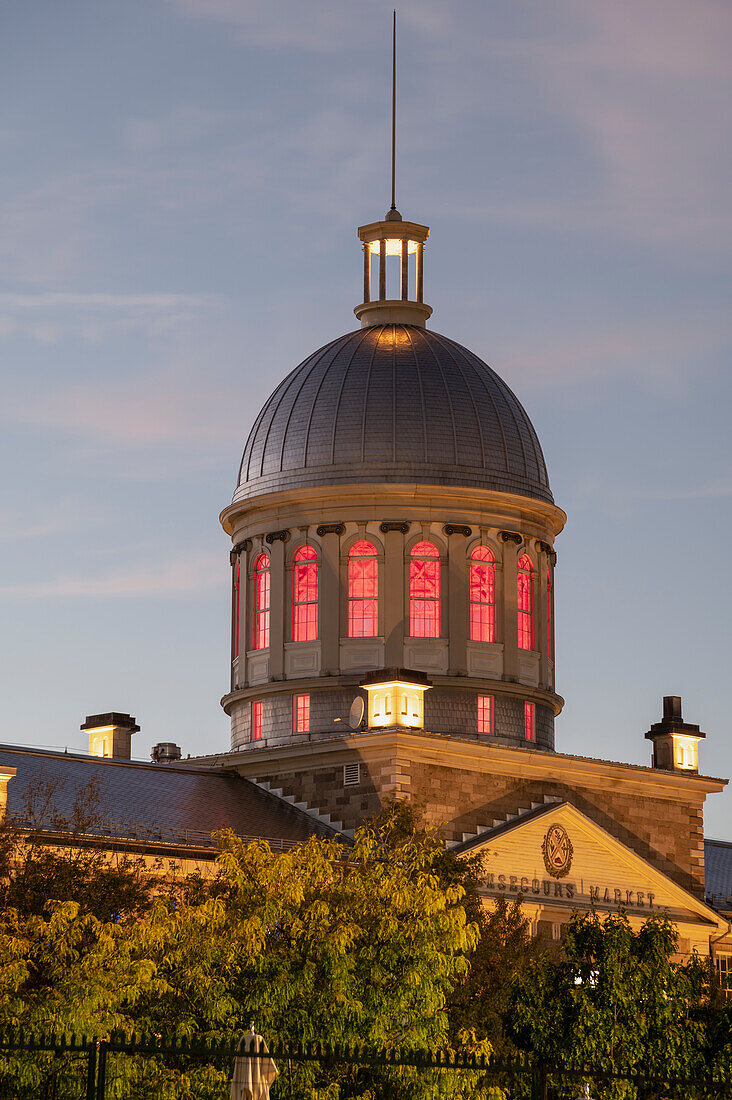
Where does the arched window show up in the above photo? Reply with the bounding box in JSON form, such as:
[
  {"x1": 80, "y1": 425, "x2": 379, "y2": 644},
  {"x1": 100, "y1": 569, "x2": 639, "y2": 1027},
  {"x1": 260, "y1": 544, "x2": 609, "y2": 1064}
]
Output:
[
  {"x1": 292, "y1": 545, "x2": 318, "y2": 642},
  {"x1": 252, "y1": 552, "x2": 270, "y2": 650},
  {"x1": 517, "y1": 554, "x2": 534, "y2": 650},
  {"x1": 469, "y1": 546, "x2": 496, "y2": 642},
  {"x1": 348, "y1": 540, "x2": 378, "y2": 637},
  {"x1": 410, "y1": 541, "x2": 441, "y2": 637}
]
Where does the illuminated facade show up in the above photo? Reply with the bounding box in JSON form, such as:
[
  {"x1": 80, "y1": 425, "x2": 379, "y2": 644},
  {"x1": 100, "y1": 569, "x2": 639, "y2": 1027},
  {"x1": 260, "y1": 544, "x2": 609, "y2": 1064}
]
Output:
[{"x1": 221, "y1": 207, "x2": 562, "y2": 755}]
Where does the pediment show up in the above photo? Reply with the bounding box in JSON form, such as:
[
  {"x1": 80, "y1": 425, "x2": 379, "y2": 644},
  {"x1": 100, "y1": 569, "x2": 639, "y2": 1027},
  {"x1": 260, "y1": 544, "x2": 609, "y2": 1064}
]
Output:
[{"x1": 462, "y1": 802, "x2": 719, "y2": 928}]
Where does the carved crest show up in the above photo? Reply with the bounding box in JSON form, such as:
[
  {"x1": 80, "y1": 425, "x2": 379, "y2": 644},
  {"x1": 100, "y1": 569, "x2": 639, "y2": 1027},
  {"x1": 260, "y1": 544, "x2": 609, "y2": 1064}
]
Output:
[{"x1": 542, "y1": 823, "x2": 573, "y2": 878}]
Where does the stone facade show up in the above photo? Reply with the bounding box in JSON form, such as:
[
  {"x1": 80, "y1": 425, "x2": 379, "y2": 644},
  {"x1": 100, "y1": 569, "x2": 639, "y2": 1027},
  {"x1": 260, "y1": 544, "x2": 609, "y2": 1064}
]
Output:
[
  {"x1": 223, "y1": 489, "x2": 564, "y2": 755},
  {"x1": 231, "y1": 684, "x2": 553, "y2": 752},
  {"x1": 224, "y1": 730, "x2": 720, "y2": 901}
]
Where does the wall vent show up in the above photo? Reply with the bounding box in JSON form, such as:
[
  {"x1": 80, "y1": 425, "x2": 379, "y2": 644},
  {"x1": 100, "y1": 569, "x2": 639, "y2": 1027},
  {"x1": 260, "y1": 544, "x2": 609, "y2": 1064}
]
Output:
[{"x1": 343, "y1": 762, "x2": 361, "y2": 787}]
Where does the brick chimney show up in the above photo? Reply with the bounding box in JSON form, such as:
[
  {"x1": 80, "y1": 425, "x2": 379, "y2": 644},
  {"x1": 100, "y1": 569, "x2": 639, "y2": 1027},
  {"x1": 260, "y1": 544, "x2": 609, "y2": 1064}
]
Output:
[
  {"x1": 81, "y1": 712, "x2": 139, "y2": 760},
  {"x1": 645, "y1": 696, "x2": 705, "y2": 773}
]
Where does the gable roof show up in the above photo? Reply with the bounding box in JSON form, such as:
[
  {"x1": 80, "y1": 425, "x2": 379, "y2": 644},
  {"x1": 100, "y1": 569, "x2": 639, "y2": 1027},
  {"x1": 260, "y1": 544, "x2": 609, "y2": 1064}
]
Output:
[{"x1": 0, "y1": 744, "x2": 336, "y2": 851}]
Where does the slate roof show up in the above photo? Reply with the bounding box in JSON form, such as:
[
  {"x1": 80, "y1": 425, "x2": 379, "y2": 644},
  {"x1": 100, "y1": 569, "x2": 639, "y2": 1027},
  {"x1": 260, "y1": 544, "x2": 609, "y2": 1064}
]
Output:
[
  {"x1": 705, "y1": 839, "x2": 732, "y2": 911},
  {"x1": 0, "y1": 744, "x2": 335, "y2": 850},
  {"x1": 235, "y1": 325, "x2": 553, "y2": 505}
]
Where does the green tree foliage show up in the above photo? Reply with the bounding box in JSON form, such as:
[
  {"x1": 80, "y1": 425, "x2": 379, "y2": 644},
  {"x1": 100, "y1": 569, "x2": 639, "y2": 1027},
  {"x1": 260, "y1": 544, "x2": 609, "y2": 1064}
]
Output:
[
  {"x1": 0, "y1": 777, "x2": 157, "y2": 920},
  {"x1": 130, "y1": 818, "x2": 495, "y2": 1098},
  {"x1": 509, "y1": 908, "x2": 713, "y2": 1097}
]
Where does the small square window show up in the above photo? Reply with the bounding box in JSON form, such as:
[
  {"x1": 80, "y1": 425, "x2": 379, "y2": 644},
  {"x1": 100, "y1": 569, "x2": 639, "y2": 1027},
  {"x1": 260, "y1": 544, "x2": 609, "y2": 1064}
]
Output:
[
  {"x1": 252, "y1": 700, "x2": 263, "y2": 741},
  {"x1": 524, "y1": 702, "x2": 535, "y2": 742},
  {"x1": 477, "y1": 695, "x2": 494, "y2": 736},
  {"x1": 343, "y1": 762, "x2": 360, "y2": 787},
  {"x1": 294, "y1": 694, "x2": 310, "y2": 734}
]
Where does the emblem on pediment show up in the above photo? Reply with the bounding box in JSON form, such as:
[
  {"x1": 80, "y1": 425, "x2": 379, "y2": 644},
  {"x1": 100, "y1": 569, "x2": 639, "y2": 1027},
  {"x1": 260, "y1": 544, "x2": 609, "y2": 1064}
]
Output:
[{"x1": 542, "y1": 823, "x2": 573, "y2": 878}]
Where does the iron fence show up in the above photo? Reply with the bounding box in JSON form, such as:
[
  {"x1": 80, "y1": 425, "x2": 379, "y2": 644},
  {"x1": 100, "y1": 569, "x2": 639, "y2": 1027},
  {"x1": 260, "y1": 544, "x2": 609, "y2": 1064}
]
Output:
[{"x1": 0, "y1": 1031, "x2": 729, "y2": 1100}]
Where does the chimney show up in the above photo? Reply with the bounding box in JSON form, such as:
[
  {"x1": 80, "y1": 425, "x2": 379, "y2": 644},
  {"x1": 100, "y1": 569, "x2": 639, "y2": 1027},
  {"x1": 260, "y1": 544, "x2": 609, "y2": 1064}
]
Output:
[
  {"x1": 151, "y1": 742, "x2": 182, "y2": 764},
  {"x1": 81, "y1": 712, "x2": 139, "y2": 760},
  {"x1": 645, "y1": 696, "x2": 705, "y2": 773}
]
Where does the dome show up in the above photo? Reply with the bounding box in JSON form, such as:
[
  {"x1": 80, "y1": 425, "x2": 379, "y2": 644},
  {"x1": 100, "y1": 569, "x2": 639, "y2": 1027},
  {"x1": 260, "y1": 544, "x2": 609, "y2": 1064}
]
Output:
[{"x1": 234, "y1": 324, "x2": 552, "y2": 505}]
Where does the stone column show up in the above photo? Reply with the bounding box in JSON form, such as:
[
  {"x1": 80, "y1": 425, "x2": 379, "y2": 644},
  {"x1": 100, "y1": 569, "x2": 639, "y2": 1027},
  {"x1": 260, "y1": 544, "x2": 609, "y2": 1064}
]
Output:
[
  {"x1": 446, "y1": 527, "x2": 469, "y2": 675},
  {"x1": 317, "y1": 525, "x2": 343, "y2": 675},
  {"x1": 547, "y1": 549, "x2": 556, "y2": 690},
  {"x1": 500, "y1": 532, "x2": 521, "y2": 682},
  {"x1": 267, "y1": 533, "x2": 287, "y2": 680},
  {"x1": 536, "y1": 544, "x2": 549, "y2": 689},
  {"x1": 383, "y1": 524, "x2": 407, "y2": 665},
  {"x1": 236, "y1": 544, "x2": 249, "y2": 688}
]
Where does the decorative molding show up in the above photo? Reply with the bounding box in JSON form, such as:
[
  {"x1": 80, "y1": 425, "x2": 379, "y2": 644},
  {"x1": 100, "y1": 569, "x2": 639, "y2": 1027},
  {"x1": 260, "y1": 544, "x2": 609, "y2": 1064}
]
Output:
[
  {"x1": 316, "y1": 523, "x2": 346, "y2": 537},
  {"x1": 499, "y1": 531, "x2": 522, "y2": 546},
  {"x1": 379, "y1": 521, "x2": 410, "y2": 534},
  {"x1": 265, "y1": 529, "x2": 290, "y2": 545},
  {"x1": 443, "y1": 523, "x2": 472, "y2": 538}
]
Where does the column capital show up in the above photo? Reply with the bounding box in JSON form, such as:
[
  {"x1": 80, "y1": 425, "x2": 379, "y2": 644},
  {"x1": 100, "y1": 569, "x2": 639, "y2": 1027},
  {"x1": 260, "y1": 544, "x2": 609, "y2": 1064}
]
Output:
[
  {"x1": 316, "y1": 523, "x2": 345, "y2": 537},
  {"x1": 265, "y1": 528, "x2": 290, "y2": 545},
  {"x1": 499, "y1": 530, "x2": 522, "y2": 546},
  {"x1": 380, "y1": 521, "x2": 410, "y2": 534},
  {"x1": 443, "y1": 523, "x2": 472, "y2": 537}
]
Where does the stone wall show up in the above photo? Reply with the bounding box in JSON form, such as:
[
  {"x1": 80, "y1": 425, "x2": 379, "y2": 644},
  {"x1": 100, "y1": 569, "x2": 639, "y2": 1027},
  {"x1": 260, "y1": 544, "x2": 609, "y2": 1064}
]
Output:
[{"x1": 252, "y1": 750, "x2": 706, "y2": 898}]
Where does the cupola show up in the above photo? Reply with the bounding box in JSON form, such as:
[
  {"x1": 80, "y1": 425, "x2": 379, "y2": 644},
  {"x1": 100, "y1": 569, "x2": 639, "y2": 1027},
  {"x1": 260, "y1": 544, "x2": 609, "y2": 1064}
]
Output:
[{"x1": 354, "y1": 212, "x2": 431, "y2": 328}]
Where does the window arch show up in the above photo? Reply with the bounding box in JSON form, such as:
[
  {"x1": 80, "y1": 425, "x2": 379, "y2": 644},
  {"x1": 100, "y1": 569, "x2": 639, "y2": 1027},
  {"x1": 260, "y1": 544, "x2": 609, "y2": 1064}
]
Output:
[
  {"x1": 517, "y1": 554, "x2": 534, "y2": 650},
  {"x1": 469, "y1": 545, "x2": 496, "y2": 642},
  {"x1": 410, "y1": 540, "x2": 441, "y2": 637},
  {"x1": 348, "y1": 540, "x2": 378, "y2": 637},
  {"x1": 252, "y1": 552, "x2": 270, "y2": 650},
  {"x1": 292, "y1": 545, "x2": 318, "y2": 642}
]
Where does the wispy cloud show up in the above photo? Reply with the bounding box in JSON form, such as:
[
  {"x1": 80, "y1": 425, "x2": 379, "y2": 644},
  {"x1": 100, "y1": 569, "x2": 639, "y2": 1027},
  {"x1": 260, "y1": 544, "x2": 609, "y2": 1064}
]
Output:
[
  {"x1": 0, "y1": 291, "x2": 214, "y2": 343},
  {"x1": 0, "y1": 550, "x2": 225, "y2": 599}
]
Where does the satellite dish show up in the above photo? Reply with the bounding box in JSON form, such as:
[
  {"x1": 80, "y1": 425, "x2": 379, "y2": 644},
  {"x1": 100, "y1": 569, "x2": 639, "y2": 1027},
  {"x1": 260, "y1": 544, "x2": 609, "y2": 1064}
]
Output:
[{"x1": 348, "y1": 697, "x2": 365, "y2": 730}]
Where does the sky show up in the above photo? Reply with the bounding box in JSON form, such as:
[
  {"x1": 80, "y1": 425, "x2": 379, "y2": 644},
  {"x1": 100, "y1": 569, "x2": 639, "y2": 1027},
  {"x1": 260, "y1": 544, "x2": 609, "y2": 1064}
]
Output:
[{"x1": 1, "y1": 0, "x2": 731, "y2": 835}]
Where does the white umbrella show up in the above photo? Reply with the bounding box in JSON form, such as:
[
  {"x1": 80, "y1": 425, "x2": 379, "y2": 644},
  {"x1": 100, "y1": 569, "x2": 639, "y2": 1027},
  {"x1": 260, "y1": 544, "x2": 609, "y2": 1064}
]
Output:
[{"x1": 230, "y1": 1027, "x2": 279, "y2": 1100}]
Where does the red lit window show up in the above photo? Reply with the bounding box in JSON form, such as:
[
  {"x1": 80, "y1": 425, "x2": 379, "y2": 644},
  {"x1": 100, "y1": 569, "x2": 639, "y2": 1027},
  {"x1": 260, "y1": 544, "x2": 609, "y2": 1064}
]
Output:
[
  {"x1": 294, "y1": 693, "x2": 310, "y2": 734},
  {"x1": 470, "y1": 546, "x2": 496, "y2": 642},
  {"x1": 252, "y1": 553, "x2": 270, "y2": 650},
  {"x1": 410, "y1": 541, "x2": 441, "y2": 637},
  {"x1": 517, "y1": 554, "x2": 534, "y2": 650},
  {"x1": 234, "y1": 560, "x2": 240, "y2": 658},
  {"x1": 547, "y1": 563, "x2": 552, "y2": 659},
  {"x1": 292, "y1": 545, "x2": 318, "y2": 642},
  {"x1": 252, "y1": 700, "x2": 263, "y2": 741},
  {"x1": 348, "y1": 541, "x2": 378, "y2": 637},
  {"x1": 524, "y1": 701, "x2": 535, "y2": 742},
  {"x1": 478, "y1": 695, "x2": 494, "y2": 735}
]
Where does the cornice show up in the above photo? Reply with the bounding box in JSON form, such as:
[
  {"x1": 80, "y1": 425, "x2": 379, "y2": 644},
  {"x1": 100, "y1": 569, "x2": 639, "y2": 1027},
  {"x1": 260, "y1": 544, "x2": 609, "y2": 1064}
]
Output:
[
  {"x1": 221, "y1": 678, "x2": 564, "y2": 716},
  {"x1": 187, "y1": 729, "x2": 727, "y2": 801},
  {"x1": 220, "y1": 483, "x2": 567, "y2": 538}
]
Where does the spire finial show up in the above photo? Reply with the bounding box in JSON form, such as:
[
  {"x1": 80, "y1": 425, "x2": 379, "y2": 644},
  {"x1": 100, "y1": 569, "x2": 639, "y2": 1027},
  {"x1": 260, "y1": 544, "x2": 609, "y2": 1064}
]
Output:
[
  {"x1": 391, "y1": 10, "x2": 396, "y2": 211},
  {"x1": 386, "y1": 11, "x2": 401, "y2": 222}
]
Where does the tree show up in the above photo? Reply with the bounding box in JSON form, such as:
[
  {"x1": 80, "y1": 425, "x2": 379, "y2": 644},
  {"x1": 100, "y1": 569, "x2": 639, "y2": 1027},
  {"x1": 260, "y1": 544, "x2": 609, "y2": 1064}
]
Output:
[
  {"x1": 0, "y1": 776, "x2": 158, "y2": 921},
  {"x1": 128, "y1": 817, "x2": 496, "y2": 1098},
  {"x1": 509, "y1": 909, "x2": 710, "y2": 1097}
]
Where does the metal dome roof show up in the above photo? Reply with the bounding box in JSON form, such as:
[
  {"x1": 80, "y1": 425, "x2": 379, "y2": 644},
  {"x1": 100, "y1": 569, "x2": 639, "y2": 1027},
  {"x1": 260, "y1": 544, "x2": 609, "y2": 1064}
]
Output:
[{"x1": 234, "y1": 325, "x2": 553, "y2": 505}]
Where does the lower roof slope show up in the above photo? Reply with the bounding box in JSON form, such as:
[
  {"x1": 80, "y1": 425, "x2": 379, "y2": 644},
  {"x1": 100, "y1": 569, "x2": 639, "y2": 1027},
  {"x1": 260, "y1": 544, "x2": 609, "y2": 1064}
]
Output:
[
  {"x1": 0, "y1": 745, "x2": 336, "y2": 849},
  {"x1": 705, "y1": 839, "x2": 732, "y2": 911}
]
